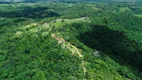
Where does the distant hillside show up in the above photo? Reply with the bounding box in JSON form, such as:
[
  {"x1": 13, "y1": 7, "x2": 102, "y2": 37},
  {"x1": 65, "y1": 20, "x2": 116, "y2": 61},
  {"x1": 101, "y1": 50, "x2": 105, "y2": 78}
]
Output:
[
  {"x1": 112, "y1": 0, "x2": 136, "y2": 2},
  {"x1": 0, "y1": 0, "x2": 141, "y2": 3}
]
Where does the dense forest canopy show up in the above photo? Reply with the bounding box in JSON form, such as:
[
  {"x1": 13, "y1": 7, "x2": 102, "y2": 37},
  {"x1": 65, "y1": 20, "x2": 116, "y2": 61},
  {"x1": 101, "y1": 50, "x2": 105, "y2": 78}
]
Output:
[{"x1": 0, "y1": 1, "x2": 142, "y2": 80}]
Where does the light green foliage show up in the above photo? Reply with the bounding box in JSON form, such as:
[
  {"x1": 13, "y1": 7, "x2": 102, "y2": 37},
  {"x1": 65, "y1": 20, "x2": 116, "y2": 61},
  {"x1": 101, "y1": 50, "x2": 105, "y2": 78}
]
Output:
[
  {"x1": 135, "y1": 14, "x2": 142, "y2": 18},
  {"x1": 119, "y1": 7, "x2": 131, "y2": 12}
]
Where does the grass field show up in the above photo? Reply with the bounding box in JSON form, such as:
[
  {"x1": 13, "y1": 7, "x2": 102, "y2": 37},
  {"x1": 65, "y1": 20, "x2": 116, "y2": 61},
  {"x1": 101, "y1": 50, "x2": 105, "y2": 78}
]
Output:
[{"x1": 135, "y1": 14, "x2": 142, "y2": 18}]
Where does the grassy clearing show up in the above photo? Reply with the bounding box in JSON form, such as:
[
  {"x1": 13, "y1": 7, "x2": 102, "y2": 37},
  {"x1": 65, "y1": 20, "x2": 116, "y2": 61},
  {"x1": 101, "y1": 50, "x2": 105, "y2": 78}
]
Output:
[
  {"x1": 119, "y1": 7, "x2": 130, "y2": 12},
  {"x1": 51, "y1": 17, "x2": 90, "y2": 27},
  {"x1": 13, "y1": 17, "x2": 90, "y2": 38},
  {"x1": 135, "y1": 14, "x2": 142, "y2": 18}
]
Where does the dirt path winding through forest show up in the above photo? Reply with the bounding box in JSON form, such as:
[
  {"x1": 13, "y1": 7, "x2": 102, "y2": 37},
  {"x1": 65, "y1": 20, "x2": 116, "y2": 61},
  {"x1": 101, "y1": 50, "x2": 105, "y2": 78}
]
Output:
[
  {"x1": 51, "y1": 34, "x2": 87, "y2": 76},
  {"x1": 49, "y1": 17, "x2": 89, "y2": 76}
]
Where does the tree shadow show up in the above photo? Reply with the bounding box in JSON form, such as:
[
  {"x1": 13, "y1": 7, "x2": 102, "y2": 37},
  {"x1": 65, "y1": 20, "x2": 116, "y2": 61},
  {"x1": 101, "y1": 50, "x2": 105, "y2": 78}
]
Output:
[
  {"x1": 0, "y1": 7, "x2": 59, "y2": 18},
  {"x1": 78, "y1": 24, "x2": 142, "y2": 71},
  {"x1": 0, "y1": 2, "x2": 11, "y2": 4}
]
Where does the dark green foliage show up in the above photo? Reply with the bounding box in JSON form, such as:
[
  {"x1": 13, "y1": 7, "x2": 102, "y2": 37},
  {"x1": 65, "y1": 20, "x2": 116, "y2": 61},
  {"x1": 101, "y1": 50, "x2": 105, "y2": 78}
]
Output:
[
  {"x1": 79, "y1": 25, "x2": 142, "y2": 71},
  {"x1": 0, "y1": 6, "x2": 59, "y2": 18}
]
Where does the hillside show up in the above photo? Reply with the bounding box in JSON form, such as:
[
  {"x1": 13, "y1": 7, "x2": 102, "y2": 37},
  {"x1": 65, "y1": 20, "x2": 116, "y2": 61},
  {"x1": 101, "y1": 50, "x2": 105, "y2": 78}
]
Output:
[
  {"x1": 0, "y1": 2, "x2": 142, "y2": 80},
  {"x1": 0, "y1": 0, "x2": 141, "y2": 3}
]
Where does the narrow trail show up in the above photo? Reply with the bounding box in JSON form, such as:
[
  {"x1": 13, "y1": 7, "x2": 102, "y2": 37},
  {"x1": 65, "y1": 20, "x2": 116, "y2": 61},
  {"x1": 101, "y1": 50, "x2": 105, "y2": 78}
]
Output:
[
  {"x1": 68, "y1": 43, "x2": 83, "y2": 58},
  {"x1": 51, "y1": 34, "x2": 87, "y2": 76}
]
